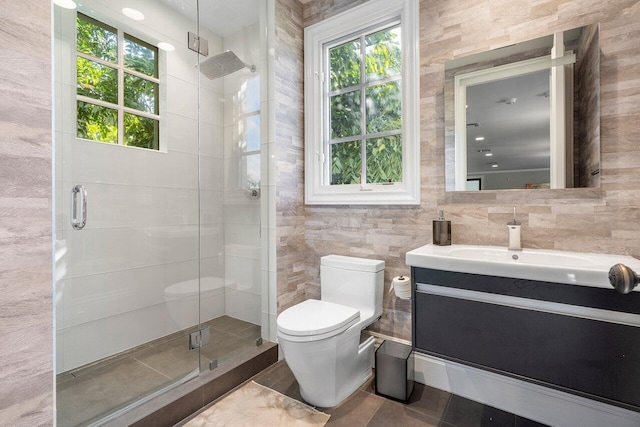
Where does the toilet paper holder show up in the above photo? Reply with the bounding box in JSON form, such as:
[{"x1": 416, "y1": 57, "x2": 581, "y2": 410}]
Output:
[{"x1": 390, "y1": 275, "x2": 411, "y2": 299}]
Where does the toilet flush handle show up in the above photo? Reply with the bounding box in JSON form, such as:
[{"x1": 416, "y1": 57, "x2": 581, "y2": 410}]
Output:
[{"x1": 609, "y1": 263, "x2": 640, "y2": 294}]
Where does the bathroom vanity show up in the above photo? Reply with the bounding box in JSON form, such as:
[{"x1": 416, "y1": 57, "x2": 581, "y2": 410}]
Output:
[{"x1": 407, "y1": 244, "x2": 640, "y2": 413}]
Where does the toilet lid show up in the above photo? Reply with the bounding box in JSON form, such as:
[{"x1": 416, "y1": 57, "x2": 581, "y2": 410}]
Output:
[{"x1": 277, "y1": 299, "x2": 360, "y2": 338}]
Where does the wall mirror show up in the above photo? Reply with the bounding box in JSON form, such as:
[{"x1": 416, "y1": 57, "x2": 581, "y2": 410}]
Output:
[{"x1": 444, "y1": 24, "x2": 600, "y2": 191}]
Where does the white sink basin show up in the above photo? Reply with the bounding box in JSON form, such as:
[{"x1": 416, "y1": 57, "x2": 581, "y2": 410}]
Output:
[{"x1": 406, "y1": 244, "x2": 640, "y2": 290}]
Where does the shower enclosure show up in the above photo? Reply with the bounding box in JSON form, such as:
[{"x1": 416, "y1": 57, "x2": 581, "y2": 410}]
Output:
[{"x1": 53, "y1": 0, "x2": 271, "y2": 425}]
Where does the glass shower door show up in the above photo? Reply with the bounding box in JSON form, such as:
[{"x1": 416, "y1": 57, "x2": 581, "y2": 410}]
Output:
[
  {"x1": 195, "y1": 0, "x2": 267, "y2": 372},
  {"x1": 54, "y1": 1, "x2": 203, "y2": 425}
]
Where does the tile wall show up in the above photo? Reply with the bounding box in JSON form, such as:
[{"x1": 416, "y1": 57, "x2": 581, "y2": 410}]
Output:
[
  {"x1": 274, "y1": 0, "x2": 640, "y2": 342},
  {"x1": 274, "y1": 0, "x2": 306, "y2": 313},
  {"x1": 0, "y1": 1, "x2": 53, "y2": 425},
  {"x1": 574, "y1": 23, "x2": 600, "y2": 188}
]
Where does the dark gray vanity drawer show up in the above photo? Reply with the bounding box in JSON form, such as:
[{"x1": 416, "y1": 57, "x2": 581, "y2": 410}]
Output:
[
  {"x1": 414, "y1": 291, "x2": 640, "y2": 411},
  {"x1": 413, "y1": 267, "x2": 640, "y2": 315}
]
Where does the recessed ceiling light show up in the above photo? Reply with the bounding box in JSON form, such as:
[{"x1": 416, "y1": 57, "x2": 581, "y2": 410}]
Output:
[
  {"x1": 475, "y1": 137, "x2": 485, "y2": 141},
  {"x1": 122, "y1": 8, "x2": 145, "y2": 21},
  {"x1": 491, "y1": 164, "x2": 499, "y2": 168},
  {"x1": 54, "y1": 0, "x2": 77, "y2": 9},
  {"x1": 157, "y1": 42, "x2": 175, "y2": 52},
  {"x1": 485, "y1": 153, "x2": 493, "y2": 157}
]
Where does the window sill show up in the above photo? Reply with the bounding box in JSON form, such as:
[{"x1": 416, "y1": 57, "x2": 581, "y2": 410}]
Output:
[{"x1": 305, "y1": 183, "x2": 420, "y2": 205}]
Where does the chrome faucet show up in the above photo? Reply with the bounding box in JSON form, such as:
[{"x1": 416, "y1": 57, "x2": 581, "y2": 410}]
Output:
[{"x1": 507, "y1": 207, "x2": 522, "y2": 250}]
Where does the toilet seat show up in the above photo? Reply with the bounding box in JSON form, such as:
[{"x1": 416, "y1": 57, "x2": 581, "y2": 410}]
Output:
[{"x1": 277, "y1": 299, "x2": 360, "y2": 342}]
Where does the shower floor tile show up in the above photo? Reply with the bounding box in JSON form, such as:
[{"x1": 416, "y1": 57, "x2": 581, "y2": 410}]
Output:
[
  {"x1": 57, "y1": 357, "x2": 171, "y2": 427},
  {"x1": 56, "y1": 315, "x2": 261, "y2": 427}
]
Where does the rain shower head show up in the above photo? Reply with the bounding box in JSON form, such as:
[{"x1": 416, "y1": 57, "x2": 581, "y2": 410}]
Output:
[{"x1": 198, "y1": 50, "x2": 256, "y2": 80}]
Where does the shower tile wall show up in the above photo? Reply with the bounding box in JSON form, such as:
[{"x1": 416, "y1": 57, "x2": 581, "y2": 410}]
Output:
[{"x1": 54, "y1": 0, "x2": 226, "y2": 373}]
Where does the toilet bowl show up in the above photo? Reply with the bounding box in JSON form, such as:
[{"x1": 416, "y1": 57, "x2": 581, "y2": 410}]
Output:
[{"x1": 277, "y1": 255, "x2": 384, "y2": 407}]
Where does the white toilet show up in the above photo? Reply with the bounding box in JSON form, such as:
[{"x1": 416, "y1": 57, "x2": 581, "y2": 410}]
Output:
[{"x1": 276, "y1": 255, "x2": 384, "y2": 407}]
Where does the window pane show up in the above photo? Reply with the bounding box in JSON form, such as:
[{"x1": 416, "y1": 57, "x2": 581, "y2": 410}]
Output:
[
  {"x1": 331, "y1": 140, "x2": 361, "y2": 185},
  {"x1": 365, "y1": 25, "x2": 401, "y2": 82},
  {"x1": 329, "y1": 38, "x2": 361, "y2": 91},
  {"x1": 124, "y1": 35, "x2": 158, "y2": 77},
  {"x1": 366, "y1": 81, "x2": 401, "y2": 134},
  {"x1": 124, "y1": 113, "x2": 159, "y2": 150},
  {"x1": 77, "y1": 57, "x2": 118, "y2": 104},
  {"x1": 242, "y1": 153, "x2": 261, "y2": 189},
  {"x1": 76, "y1": 14, "x2": 117, "y2": 62},
  {"x1": 330, "y1": 90, "x2": 361, "y2": 139},
  {"x1": 77, "y1": 101, "x2": 118, "y2": 143},
  {"x1": 244, "y1": 76, "x2": 261, "y2": 113},
  {"x1": 124, "y1": 73, "x2": 158, "y2": 114},
  {"x1": 366, "y1": 135, "x2": 402, "y2": 183},
  {"x1": 245, "y1": 115, "x2": 261, "y2": 152}
]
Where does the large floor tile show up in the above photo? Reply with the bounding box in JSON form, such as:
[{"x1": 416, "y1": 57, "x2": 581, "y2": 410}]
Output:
[
  {"x1": 201, "y1": 334, "x2": 256, "y2": 366},
  {"x1": 404, "y1": 382, "x2": 451, "y2": 421},
  {"x1": 515, "y1": 416, "x2": 549, "y2": 427},
  {"x1": 253, "y1": 360, "x2": 292, "y2": 387},
  {"x1": 268, "y1": 370, "x2": 305, "y2": 403},
  {"x1": 442, "y1": 395, "x2": 516, "y2": 427},
  {"x1": 57, "y1": 357, "x2": 171, "y2": 427},
  {"x1": 133, "y1": 336, "x2": 201, "y2": 379},
  {"x1": 205, "y1": 315, "x2": 255, "y2": 335},
  {"x1": 325, "y1": 390, "x2": 384, "y2": 426},
  {"x1": 366, "y1": 401, "x2": 444, "y2": 427}
]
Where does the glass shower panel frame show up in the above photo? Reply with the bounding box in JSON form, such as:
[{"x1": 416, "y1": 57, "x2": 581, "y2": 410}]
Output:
[{"x1": 54, "y1": 0, "x2": 202, "y2": 425}]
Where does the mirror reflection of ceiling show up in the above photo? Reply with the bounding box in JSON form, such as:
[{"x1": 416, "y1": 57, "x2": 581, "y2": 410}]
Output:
[
  {"x1": 157, "y1": 0, "x2": 260, "y2": 36},
  {"x1": 466, "y1": 69, "x2": 550, "y2": 173},
  {"x1": 445, "y1": 23, "x2": 601, "y2": 192}
]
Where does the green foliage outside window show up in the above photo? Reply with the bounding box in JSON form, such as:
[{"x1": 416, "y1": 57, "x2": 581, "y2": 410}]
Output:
[
  {"x1": 329, "y1": 25, "x2": 402, "y2": 185},
  {"x1": 76, "y1": 14, "x2": 159, "y2": 149},
  {"x1": 76, "y1": 15, "x2": 117, "y2": 62},
  {"x1": 331, "y1": 141, "x2": 362, "y2": 185},
  {"x1": 329, "y1": 39, "x2": 360, "y2": 91},
  {"x1": 366, "y1": 136, "x2": 402, "y2": 183},
  {"x1": 330, "y1": 90, "x2": 361, "y2": 139},
  {"x1": 77, "y1": 101, "x2": 118, "y2": 143},
  {"x1": 124, "y1": 35, "x2": 157, "y2": 77}
]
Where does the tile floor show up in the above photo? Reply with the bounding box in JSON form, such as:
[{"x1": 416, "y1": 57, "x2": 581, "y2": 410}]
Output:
[
  {"x1": 249, "y1": 360, "x2": 550, "y2": 427},
  {"x1": 56, "y1": 316, "x2": 261, "y2": 427}
]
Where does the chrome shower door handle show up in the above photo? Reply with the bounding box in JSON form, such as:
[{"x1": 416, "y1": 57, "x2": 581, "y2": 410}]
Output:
[{"x1": 70, "y1": 185, "x2": 87, "y2": 230}]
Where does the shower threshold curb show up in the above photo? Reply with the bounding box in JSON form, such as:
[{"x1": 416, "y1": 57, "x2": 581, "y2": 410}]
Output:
[{"x1": 100, "y1": 342, "x2": 278, "y2": 427}]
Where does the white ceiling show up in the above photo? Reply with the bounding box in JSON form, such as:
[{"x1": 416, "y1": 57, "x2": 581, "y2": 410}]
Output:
[
  {"x1": 466, "y1": 69, "x2": 551, "y2": 174},
  {"x1": 158, "y1": 0, "x2": 260, "y2": 37}
]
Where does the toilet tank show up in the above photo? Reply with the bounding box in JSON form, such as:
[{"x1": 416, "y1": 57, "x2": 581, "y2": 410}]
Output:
[{"x1": 320, "y1": 255, "x2": 384, "y2": 324}]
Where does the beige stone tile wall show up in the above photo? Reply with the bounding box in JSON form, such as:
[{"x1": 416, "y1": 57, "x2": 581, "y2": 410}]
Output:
[
  {"x1": 302, "y1": 0, "x2": 370, "y2": 27},
  {"x1": 575, "y1": 23, "x2": 601, "y2": 187},
  {"x1": 285, "y1": 0, "x2": 640, "y2": 341},
  {"x1": 0, "y1": 1, "x2": 53, "y2": 425},
  {"x1": 275, "y1": 0, "x2": 307, "y2": 312}
]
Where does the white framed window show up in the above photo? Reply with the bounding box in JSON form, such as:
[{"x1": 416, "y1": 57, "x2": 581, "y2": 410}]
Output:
[
  {"x1": 304, "y1": 0, "x2": 419, "y2": 205},
  {"x1": 239, "y1": 77, "x2": 261, "y2": 191},
  {"x1": 76, "y1": 13, "x2": 161, "y2": 150}
]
